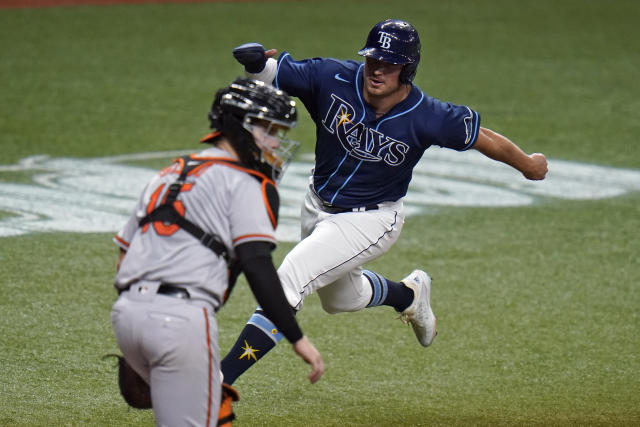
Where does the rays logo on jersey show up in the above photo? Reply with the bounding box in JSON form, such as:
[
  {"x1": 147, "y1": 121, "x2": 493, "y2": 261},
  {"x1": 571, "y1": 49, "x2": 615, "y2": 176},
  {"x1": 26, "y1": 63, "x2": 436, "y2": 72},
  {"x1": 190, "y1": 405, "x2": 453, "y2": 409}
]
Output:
[{"x1": 321, "y1": 94, "x2": 409, "y2": 166}]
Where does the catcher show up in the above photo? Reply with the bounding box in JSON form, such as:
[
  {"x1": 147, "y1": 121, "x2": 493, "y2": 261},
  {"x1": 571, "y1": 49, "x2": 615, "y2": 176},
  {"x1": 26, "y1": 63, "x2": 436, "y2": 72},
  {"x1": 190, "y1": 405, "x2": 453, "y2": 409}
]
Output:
[{"x1": 109, "y1": 77, "x2": 324, "y2": 426}]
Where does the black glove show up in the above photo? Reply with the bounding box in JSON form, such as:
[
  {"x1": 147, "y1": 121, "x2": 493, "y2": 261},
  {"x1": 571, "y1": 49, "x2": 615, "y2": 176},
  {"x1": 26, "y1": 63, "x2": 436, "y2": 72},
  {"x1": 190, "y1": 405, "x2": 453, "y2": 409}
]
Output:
[
  {"x1": 104, "y1": 354, "x2": 151, "y2": 409},
  {"x1": 232, "y1": 43, "x2": 268, "y2": 73}
]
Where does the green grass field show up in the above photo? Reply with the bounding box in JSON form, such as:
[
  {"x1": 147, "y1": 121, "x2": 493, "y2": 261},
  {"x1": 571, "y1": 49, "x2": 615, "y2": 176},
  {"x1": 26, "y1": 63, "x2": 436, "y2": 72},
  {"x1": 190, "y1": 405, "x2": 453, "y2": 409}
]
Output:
[{"x1": 1, "y1": 0, "x2": 639, "y2": 425}]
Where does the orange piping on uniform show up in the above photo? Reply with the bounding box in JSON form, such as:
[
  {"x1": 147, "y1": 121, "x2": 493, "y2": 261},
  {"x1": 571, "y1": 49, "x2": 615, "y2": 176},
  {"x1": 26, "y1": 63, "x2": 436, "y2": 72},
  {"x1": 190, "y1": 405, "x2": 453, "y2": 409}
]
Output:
[
  {"x1": 261, "y1": 181, "x2": 277, "y2": 228},
  {"x1": 200, "y1": 131, "x2": 221, "y2": 143},
  {"x1": 232, "y1": 233, "x2": 276, "y2": 243},
  {"x1": 203, "y1": 307, "x2": 213, "y2": 427},
  {"x1": 113, "y1": 234, "x2": 130, "y2": 248}
]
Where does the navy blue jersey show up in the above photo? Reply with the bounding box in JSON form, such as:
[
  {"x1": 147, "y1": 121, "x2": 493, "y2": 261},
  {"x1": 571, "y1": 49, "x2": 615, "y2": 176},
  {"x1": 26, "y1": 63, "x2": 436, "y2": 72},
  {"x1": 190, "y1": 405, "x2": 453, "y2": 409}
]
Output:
[{"x1": 274, "y1": 53, "x2": 481, "y2": 207}]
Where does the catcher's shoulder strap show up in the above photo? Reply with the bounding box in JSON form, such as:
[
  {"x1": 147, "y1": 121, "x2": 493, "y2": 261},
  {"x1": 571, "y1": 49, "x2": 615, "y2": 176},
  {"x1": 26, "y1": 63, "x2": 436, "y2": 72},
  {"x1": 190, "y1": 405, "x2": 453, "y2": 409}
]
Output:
[
  {"x1": 138, "y1": 155, "x2": 279, "y2": 260},
  {"x1": 182, "y1": 154, "x2": 280, "y2": 229},
  {"x1": 195, "y1": 155, "x2": 279, "y2": 229}
]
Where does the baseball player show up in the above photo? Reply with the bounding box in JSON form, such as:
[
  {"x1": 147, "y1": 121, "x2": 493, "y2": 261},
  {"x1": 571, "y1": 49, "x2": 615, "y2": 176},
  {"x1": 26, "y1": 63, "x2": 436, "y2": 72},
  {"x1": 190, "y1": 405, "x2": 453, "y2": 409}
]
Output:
[
  {"x1": 220, "y1": 19, "x2": 548, "y2": 386},
  {"x1": 110, "y1": 78, "x2": 324, "y2": 426}
]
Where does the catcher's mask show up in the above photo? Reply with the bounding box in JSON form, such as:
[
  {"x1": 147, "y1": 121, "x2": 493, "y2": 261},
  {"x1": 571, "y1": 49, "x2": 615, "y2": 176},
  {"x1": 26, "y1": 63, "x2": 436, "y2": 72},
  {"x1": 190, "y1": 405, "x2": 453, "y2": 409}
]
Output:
[
  {"x1": 204, "y1": 77, "x2": 299, "y2": 182},
  {"x1": 358, "y1": 19, "x2": 421, "y2": 84}
]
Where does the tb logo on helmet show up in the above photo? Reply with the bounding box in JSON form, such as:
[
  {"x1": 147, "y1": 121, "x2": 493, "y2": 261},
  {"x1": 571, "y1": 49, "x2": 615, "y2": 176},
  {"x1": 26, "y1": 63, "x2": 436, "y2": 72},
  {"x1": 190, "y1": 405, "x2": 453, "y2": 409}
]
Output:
[{"x1": 377, "y1": 31, "x2": 392, "y2": 49}]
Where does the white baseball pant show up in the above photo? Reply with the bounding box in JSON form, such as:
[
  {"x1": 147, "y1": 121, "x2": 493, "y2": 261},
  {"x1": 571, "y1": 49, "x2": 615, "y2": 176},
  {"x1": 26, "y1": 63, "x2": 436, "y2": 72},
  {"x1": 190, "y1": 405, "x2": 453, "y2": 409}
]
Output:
[{"x1": 279, "y1": 185, "x2": 405, "y2": 312}]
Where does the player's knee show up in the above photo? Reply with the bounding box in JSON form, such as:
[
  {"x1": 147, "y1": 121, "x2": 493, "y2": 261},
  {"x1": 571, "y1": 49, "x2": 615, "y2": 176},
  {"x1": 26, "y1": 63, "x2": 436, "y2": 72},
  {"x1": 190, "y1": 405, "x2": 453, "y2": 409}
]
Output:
[
  {"x1": 320, "y1": 300, "x2": 345, "y2": 314},
  {"x1": 319, "y1": 297, "x2": 363, "y2": 314}
]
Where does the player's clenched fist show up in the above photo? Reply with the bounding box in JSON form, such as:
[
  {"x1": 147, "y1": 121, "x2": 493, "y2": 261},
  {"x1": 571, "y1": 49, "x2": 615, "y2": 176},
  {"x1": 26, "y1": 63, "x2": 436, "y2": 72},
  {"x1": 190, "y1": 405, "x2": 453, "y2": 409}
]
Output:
[{"x1": 524, "y1": 153, "x2": 548, "y2": 181}]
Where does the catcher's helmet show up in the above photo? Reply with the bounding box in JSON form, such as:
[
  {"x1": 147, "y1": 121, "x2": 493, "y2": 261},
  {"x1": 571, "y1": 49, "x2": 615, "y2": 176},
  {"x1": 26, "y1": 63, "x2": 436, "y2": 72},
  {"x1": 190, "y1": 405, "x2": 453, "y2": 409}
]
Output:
[
  {"x1": 205, "y1": 77, "x2": 299, "y2": 182},
  {"x1": 358, "y1": 19, "x2": 421, "y2": 84}
]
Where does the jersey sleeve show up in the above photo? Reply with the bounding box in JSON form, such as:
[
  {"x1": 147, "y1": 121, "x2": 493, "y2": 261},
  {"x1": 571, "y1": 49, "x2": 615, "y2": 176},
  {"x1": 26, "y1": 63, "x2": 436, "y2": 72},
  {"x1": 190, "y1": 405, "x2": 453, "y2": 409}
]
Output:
[
  {"x1": 228, "y1": 175, "x2": 278, "y2": 248},
  {"x1": 274, "y1": 52, "x2": 321, "y2": 106},
  {"x1": 430, "y1": 102, "x2": 481, "y2": 151},
  {"x1": 112, "y1": 181, "x2": 151, "y2": 250},
  {"x1": 113, "y1": 214, "x2": 138, "y2": 250}
]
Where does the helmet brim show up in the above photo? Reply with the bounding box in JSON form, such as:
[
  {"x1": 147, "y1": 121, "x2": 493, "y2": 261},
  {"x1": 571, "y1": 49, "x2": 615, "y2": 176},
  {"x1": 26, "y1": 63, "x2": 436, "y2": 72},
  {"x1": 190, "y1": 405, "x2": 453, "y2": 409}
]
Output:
[{"x1": 357, "y1": 47, "x2": 414, "y2": 65}]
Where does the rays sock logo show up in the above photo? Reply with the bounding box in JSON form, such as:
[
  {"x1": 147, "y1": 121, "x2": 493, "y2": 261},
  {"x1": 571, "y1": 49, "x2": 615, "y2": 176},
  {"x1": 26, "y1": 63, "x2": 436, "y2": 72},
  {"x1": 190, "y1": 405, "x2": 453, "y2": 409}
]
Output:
[
  {"x1": 321, "y1": 94, "x2": 409, "y2": 165},
  {"x1": 239, "y1": 340, "x2": 260, "y2": 361}
]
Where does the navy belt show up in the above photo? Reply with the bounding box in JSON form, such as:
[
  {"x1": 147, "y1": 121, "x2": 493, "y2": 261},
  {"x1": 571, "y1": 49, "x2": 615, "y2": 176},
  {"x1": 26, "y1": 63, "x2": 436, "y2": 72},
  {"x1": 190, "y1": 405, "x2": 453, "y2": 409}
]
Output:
[
  {"x1": 320, "y1": 203, "x2": 379, "y2": 214},
  {"x1": 312, "y1": 187, "x2": 379, "y2": 214}
]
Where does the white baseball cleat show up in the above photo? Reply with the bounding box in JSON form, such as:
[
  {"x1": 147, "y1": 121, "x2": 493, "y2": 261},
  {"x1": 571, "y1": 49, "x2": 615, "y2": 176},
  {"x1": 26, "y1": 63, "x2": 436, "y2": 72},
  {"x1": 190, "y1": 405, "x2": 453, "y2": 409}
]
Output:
[{"x1": 400, "y1": 269, "x2": 437, "y2": 347}]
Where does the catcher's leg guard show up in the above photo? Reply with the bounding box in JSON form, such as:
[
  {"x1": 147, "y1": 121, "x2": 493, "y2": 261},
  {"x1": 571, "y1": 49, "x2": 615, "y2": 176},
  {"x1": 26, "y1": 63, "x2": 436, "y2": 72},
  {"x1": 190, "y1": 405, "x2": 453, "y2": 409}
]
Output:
[{"x1": 217, "y1": 383, "x2": 239, "y2": 426}]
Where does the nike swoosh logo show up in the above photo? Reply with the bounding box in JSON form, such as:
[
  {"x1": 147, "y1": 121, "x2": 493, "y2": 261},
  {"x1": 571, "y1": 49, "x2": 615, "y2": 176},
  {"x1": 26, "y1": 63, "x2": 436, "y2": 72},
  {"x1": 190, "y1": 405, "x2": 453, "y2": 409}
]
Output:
[{"x1": 334, "y1": 73, "x2": 350, "y2": 83}]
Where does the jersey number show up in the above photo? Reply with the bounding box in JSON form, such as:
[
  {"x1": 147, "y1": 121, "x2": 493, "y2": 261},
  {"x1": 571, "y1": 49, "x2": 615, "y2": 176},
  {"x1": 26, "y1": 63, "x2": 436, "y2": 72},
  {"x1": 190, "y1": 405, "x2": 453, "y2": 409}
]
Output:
[{"x1": 142, "y1": 182, "x2": 194, "y2": 236}]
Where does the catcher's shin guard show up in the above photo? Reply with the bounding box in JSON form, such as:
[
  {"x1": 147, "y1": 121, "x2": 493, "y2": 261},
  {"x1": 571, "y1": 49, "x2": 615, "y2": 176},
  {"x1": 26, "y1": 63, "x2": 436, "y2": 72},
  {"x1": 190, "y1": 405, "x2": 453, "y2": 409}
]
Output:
[{"x1": 218, "y1": 383, "x2": 240, "y2": 426}]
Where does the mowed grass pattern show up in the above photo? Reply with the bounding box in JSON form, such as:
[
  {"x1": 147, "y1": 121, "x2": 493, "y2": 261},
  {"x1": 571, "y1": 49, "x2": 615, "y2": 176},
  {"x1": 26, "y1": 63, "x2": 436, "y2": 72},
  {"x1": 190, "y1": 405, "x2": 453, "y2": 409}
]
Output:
[{"x1": 1, "y1": 1, "x2": 639, "y2": 425}]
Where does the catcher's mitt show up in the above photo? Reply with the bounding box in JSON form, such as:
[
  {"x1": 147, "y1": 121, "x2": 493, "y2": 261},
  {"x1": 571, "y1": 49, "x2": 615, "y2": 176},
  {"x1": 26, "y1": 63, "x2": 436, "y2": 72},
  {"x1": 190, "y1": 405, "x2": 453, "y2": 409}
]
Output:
[{"x1": 104, "y1": 354, "x2": 152, "y2": 409}]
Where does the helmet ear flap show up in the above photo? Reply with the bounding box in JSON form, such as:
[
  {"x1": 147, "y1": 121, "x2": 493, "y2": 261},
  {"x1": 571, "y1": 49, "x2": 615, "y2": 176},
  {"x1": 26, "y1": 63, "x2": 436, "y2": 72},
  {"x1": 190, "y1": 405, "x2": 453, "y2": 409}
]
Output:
[
  {"x1": 400, "y1": 61, "x2": 419, "y2": 84},
  {"x1": 208, "y1": 88, "x2": 227, "y2": 130},
  {"x1": 208, "y1": 108, "x2": 221, "y2": 129}
]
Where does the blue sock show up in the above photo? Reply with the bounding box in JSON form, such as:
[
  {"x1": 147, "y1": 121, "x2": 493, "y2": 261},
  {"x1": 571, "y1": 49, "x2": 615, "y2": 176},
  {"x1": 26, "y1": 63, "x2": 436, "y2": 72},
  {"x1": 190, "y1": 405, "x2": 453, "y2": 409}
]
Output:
[
  {"x1": 220, "y1": 307, "x2": 284, "y2": 385},
  {"x1": 364, "y1": 270, "x2": 414, "y2": 312}
]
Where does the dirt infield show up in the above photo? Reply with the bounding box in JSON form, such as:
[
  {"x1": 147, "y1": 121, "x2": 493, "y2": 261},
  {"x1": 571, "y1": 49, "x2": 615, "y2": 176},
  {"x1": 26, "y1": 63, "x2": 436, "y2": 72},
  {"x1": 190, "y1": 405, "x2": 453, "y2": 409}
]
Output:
[{"x1": 0, "y1": 0, "x2": 277, "y2": 8}]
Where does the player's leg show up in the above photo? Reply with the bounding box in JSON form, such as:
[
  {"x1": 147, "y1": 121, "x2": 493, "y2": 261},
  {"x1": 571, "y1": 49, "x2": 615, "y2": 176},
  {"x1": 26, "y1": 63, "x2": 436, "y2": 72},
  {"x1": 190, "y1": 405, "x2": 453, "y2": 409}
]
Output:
[
  {"x1": 220, "y1": 188, "x2": 325, "y2": 384},
  {"x1": 299, "y1": 198, "x2": 408, "y2": 313},
  {"x1": 111, "y1": 295, "x2": 152, "y2": 385},
  {"x1": 306, "y1": 204, "x2": 436, "y2": 346},
  {"x1": 220, "y1": 306, "x2": 285, "y2": 385},
  {"x1": 282, "y1": 199, "x2": 405, "y2": 310},
  {"x1": 317, "y1": 269, "x2": 413, "y2": 313},
  {"x1": 318, "y1": 268, "x2": 437, "y2": 347},
  {"x1": 145, "y1": 297, "x2": 221, "y2": 427},
  {"x1": 221, "y1": 191, "x2": 400, "y2": 383},
  {"x1": 363, "y1": 270, "x2": 414, "y2": 312}
]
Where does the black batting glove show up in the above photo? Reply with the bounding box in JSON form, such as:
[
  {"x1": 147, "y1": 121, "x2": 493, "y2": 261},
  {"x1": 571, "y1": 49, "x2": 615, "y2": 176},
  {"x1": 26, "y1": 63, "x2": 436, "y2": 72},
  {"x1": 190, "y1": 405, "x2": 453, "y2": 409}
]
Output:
[{"x1": 233, "y1": 43, "x2": 268, "y2": 73}]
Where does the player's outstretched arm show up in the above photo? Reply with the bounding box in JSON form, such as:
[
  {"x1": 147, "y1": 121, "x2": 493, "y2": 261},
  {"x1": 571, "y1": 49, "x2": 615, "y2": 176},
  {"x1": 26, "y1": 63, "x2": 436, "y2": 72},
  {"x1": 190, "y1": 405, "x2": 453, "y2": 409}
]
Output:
[
  {"x1": 236, "y1": 241, "x2": 324, "y2": 383},
  {"x1": 473, "y1": 127, "x2": 548, "y2": 180}
]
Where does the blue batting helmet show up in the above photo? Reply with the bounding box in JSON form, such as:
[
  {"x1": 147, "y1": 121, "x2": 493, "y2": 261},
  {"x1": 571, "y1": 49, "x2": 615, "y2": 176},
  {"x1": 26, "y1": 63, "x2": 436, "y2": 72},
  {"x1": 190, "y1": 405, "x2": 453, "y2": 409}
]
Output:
[{"x1": 358, "y1": 19, "x2": 421, "y2": 84}]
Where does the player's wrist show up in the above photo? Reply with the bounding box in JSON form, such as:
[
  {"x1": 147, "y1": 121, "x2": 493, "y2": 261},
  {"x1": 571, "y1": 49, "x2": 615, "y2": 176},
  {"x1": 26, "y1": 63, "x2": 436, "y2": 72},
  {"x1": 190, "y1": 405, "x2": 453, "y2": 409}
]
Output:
[{"x1": 246, "y1": 58, "x2": 277, "y2": 85}]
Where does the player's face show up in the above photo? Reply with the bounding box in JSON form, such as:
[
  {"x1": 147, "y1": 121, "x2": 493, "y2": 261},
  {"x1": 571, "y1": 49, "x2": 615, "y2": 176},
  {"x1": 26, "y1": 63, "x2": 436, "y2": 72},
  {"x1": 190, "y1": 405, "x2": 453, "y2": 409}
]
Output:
[
  {"x1": 241, "y1": 115, "x2": 300, "y2": 182},
  {"x1": 249, "y1": 119, "x2": 291, "y2": 170},
  {"x1": 250, "y1": 119, "x2": 289, "y2": 150},
  {"x1": 363, "y1": 57, "x2": 404, "y2": 98}
]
